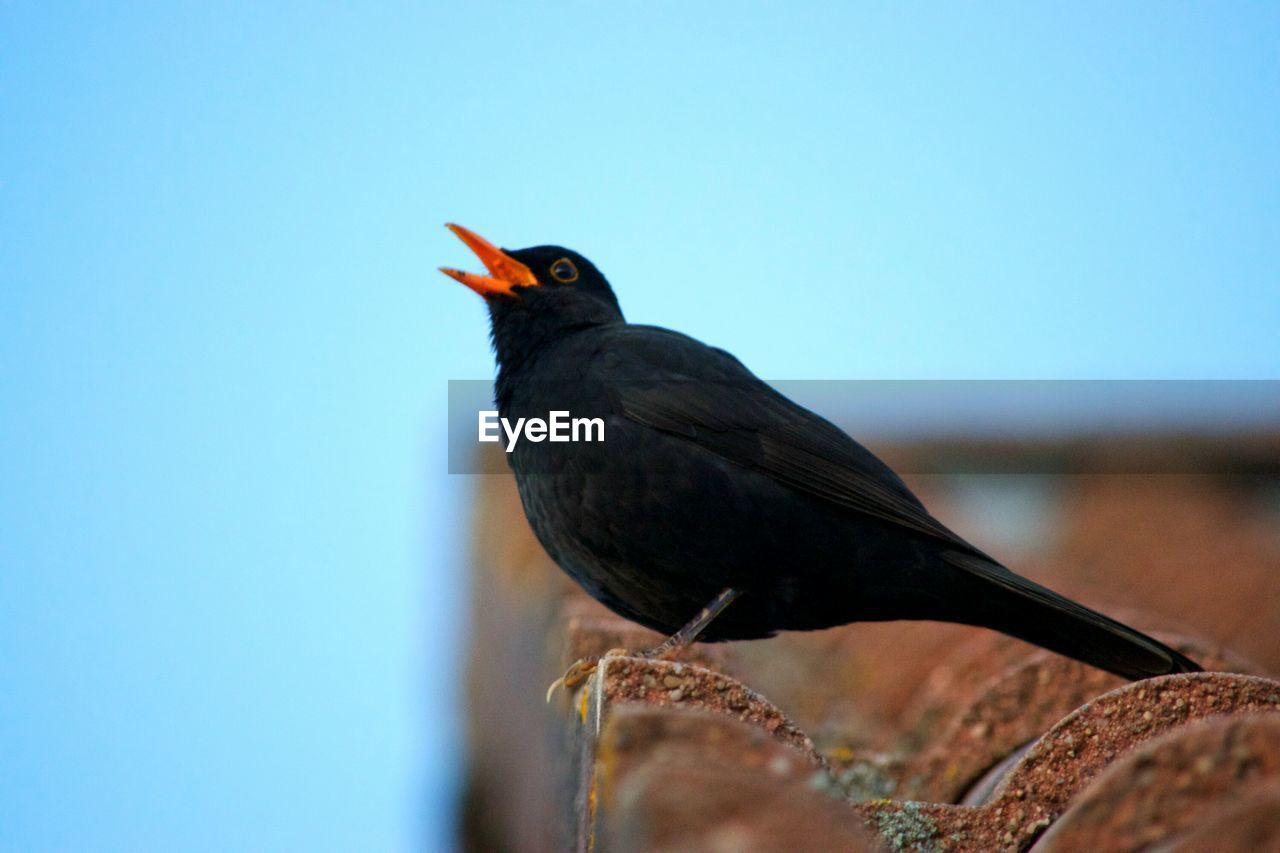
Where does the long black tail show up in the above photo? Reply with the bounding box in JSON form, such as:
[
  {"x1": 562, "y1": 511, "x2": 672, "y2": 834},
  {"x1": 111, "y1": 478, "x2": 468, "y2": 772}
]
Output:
[{"x1": 943, "y1": 552, "x2": 1202, "y2": 680}]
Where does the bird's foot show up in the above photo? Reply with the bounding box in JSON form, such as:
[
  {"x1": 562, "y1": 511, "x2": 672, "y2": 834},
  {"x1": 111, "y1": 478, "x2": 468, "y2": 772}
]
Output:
[{"x1": 546, "y1": 647, "x2": 629, "y2": 703}]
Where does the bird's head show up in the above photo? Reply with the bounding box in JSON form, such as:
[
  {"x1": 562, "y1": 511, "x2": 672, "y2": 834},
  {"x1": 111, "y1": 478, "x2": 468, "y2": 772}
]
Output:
[{"x1": 440, "y1": 224, "x2": 624, "y2": 368}]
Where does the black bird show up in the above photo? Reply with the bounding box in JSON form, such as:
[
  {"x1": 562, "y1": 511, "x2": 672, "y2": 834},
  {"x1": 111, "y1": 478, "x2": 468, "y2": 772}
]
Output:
[{"x1": 440, "y1": 224, "x2": 1201, "y2": 695}]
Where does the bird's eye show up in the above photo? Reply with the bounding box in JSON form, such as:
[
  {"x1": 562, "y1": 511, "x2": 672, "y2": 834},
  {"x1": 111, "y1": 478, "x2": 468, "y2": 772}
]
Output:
[{"x1": 550, "y1": 258, "x2": 579, "y2": 283}]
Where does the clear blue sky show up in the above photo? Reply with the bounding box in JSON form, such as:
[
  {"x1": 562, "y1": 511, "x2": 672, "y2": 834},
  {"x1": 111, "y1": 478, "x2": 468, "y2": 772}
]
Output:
[{"x1": 1, "y1": 3, "x2": 1277, "y2": 851}]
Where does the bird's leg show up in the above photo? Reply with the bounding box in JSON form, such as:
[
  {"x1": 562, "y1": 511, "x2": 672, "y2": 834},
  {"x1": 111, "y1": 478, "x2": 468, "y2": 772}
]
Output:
[
  {"x1": 547, "y1": 587, "x2": 741, "y2": 702},
  {"x1": 636, "y1": 587, "x2": 742, "y2": 660}
]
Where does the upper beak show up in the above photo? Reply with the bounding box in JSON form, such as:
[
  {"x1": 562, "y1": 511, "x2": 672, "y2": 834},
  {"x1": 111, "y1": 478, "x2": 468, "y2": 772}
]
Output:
[{"x1": 439, "y1": 223, "x2": 538, "y2": 297}]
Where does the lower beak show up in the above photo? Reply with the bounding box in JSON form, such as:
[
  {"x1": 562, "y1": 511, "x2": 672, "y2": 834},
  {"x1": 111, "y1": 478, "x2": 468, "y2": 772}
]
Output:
[{"x1": 439, "y1": 223, "x2": 538, "y2": 297}]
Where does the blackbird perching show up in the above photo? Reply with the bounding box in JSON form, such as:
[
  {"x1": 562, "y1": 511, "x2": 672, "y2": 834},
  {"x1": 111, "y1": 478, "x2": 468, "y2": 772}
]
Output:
[{"x1": 440, "y1": 224, "x2": 1201, "y2": 696}]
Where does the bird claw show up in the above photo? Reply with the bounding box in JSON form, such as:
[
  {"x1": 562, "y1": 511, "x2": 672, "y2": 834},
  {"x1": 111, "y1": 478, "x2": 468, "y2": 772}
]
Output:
[{"x1": 546, "y1": 647, "x2": 629, "y2": 703}]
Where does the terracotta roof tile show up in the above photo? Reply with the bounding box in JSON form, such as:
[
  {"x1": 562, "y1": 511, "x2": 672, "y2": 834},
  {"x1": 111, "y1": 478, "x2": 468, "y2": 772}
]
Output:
[
  {"x1": 853, "y1": 674, "x2": 1280, "y2": 850},
  {"x1": 1165, "y1": 779, "x2": 1280, "y2": 852},
  {"x1": 1036, "y1": 715, "x2": 1280, "y2": 851},
  {"x1": 592, "y1": 708, "x2": 875, "y2": 852},
  {"x1": 900, "y1": 636, "x2": 1259, "y2": 803}
]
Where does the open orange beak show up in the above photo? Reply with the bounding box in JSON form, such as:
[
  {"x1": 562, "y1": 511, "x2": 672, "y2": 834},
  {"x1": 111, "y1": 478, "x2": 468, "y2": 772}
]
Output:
[{"x1": 439, "y1": 224, "x2": 539, "y2": 297}]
